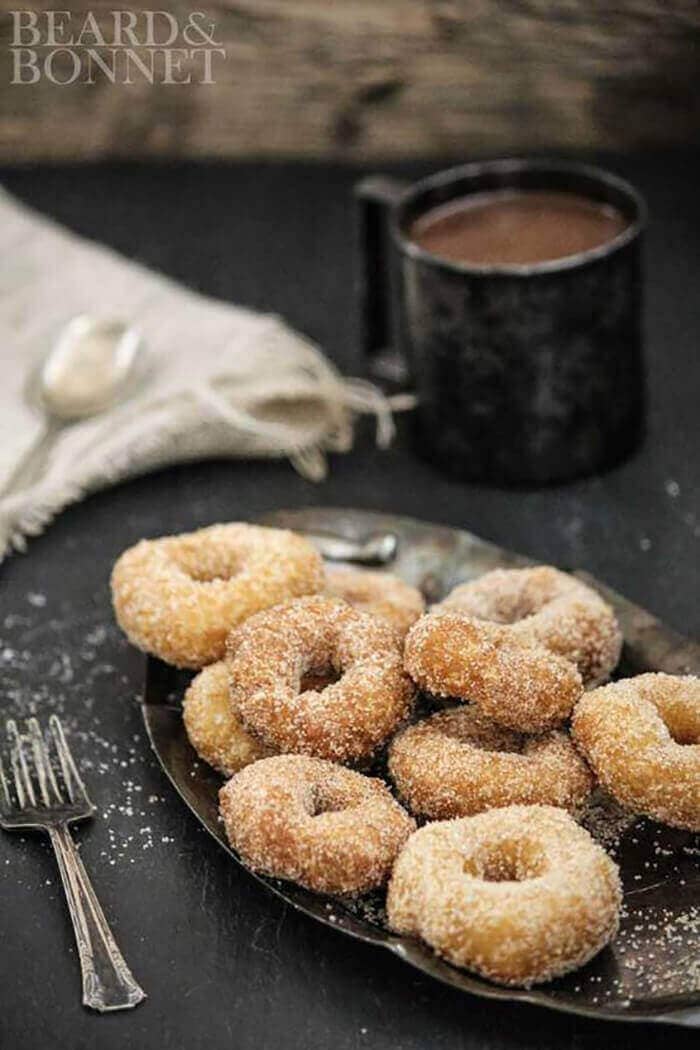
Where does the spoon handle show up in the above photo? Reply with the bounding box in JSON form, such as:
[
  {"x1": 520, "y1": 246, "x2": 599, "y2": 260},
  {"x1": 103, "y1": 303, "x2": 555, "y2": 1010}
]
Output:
[{"x1": 0, "y1": 420, "x2": 66, "y2": 503}]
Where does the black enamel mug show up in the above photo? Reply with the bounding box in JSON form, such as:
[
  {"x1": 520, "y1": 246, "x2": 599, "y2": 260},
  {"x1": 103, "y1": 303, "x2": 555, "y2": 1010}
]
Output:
[{"x1": 356, "y1": 159, "x2": 646, "y2": 484}]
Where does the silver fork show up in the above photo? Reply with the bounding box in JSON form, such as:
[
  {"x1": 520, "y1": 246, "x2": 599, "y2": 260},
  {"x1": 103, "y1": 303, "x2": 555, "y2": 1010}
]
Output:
[{"x1": 0, "y1": 716, "x2": 146, "y2": 1012}]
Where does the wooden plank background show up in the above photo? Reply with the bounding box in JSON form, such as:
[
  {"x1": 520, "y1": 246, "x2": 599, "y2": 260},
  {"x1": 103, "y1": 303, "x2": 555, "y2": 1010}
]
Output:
[{"x1": 1, "y1": 0, "x2": 699, "y2": 163}]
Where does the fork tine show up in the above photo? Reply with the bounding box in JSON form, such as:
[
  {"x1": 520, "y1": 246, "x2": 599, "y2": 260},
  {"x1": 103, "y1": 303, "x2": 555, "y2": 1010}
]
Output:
[
  {"x1": 0, "y1": 752, "x2": 12, "y2": 812},
  {"x1": 49, "y1": 715, "x2": 88, "y2": 804},
  {"x1": 8, "y1": 745, "x2": 24, "y2": 808},
  {"x1": 7, "y1": 719, "x2": 36, "y2": 808},
  {"x1": 27, "y1": 718, "x2": 62, "y2": 806}
]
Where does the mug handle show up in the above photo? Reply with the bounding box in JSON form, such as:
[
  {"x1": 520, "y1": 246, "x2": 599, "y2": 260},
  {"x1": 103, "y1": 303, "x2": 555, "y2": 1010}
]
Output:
[{"x1": 354, "y1": 175, "x2": 409, "y2": 383}]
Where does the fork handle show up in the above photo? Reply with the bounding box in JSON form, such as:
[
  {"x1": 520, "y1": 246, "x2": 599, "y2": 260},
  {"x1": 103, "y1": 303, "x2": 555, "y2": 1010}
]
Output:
[{"x1": 49, "y1": 825, "x2": 146, "y2": 1012}]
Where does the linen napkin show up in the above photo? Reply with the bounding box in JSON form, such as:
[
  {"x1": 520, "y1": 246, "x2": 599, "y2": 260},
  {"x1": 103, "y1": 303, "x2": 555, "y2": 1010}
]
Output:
[{"x1": 0, "y1": 188, "x2": 402, "y2": 558}]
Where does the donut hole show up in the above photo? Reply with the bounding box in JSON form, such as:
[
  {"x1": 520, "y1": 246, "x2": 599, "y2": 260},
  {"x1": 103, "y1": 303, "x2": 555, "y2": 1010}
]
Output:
[
  {"x1": 186, "y1": 565, "x2": 239, "y2": 583},
  {"x1": 666, "y1": 722, "x2": 700, "y2": 746},
  {"x1": 172, "y1": 546, "x2": 243, "y2": 583},
  {"x1": 305, "y1": 782, "x2": 350, "y2": 817},
  {"x1": 487, "y1": 594, "x2": 546, "y2": 625},
  {"x1": 478, "y1": 856, "x2": 523, "y2": 883},
  {"x1": 443, "y1": 568, "x2": 565, "y2": 626},
  {"x1": 299, "y1": 666, "x2": 342, "y2": 693},
  {"x1": 656, "y1": 702, "x2": 700, "y2": 746},
  {"x1": 467, "y1": 839, "x2": 547, "y2": 883},
  {"x1": 465, "y1": 726, "x2": 524, "y2": 755}
]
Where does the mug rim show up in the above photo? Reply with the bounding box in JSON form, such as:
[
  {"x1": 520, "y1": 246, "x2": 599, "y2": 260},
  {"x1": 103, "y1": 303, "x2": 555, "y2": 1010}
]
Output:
[{"x1": 391, "y1": 157, "x2": 647, "y2": 277}]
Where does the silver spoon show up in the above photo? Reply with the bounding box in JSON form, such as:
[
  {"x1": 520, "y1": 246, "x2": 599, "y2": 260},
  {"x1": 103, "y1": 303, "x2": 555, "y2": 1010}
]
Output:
[
  {"x1": 1, "y1": 316, "x2": 144, "y2": 500},
  {"x1": 300, "y1": 529, "x2": 398, "y2": 565}
]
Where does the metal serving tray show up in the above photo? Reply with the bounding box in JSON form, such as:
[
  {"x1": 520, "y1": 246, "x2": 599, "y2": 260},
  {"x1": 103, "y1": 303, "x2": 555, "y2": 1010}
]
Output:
[{"x1": 142, "y1": 507, "x2": 700, "y2": 1028}]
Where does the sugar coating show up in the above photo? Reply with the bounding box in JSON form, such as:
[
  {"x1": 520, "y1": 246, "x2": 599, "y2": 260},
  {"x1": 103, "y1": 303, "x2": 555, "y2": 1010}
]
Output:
[
  {"x1": 389, "y1": 706, "x2": 593, "y2": 819},
  {"x1": 386, "y1": 805, "x2": 622, "y2": 987},
  {"x1": 436, "y1": 566, "x2": 622, "y2": 686},
  {"x1": 111, "y1": 523, "x2": 324, "y2": 668},
  {"x1": 404, "y1": 611, "x2": 582, "y2": 732},
  {"x1": 219, "y1": 754, "x2": 416, "y2": 895},
  {"x1": 227, "y1": 595, "x2": 415, "y2": 763},
  {"x1": 572, "y1": 673, "x2": 700, "y2": 831},
  {"x1": 182, "y1": 661, "x2": 270, "y2": 776},
  {"x1": 325, "y1": 565, "x2": 425, "y2": 638}
]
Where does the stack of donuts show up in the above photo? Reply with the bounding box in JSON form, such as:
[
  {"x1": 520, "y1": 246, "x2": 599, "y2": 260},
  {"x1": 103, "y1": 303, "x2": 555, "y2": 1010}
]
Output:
[{"x1": 112, "y1": 522, "x2": 700, "y2": 988}]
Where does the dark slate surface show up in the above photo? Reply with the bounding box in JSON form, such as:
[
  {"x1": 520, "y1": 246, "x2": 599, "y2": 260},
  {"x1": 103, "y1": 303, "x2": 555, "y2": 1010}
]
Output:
[{"x1": 0, "y1": 153, "x2": 698, "y2": 1050}]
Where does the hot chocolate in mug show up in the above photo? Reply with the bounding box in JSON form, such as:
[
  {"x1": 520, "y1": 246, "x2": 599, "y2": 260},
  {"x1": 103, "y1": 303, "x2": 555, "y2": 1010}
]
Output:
[{"x1": 356, "y1": 159, "x2": 646, "y2": 484}]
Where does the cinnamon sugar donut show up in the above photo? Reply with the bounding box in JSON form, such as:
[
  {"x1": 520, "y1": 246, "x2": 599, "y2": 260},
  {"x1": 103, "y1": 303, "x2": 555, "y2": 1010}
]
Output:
[
  {"x1": 227, "y1": 596, "x2": 414, "y2": 763},
  {"x1": 404, "y1": 611, "x2": 582, "y2": 732},
  {"x1": 387, "y1": 805, "x2": 621, "y2": 986},
  {"x1": 437, "y1": 567, "x2": 622, "y2": 686},
  {"x1": 111, "y1": 523, "x2": 324, "y2": 668},
  {"x1": 219, "y1": 754, "x2": 415, "y2": 895},
  {"x1": 388, "y1": 707, "x2": 593, "y2": 820},
  {"x1": 183, "y1": 661, "x2": 270, "y2": 776},
  {"x1": 572, "y1": 673, "x2": 700, "y2": 831},
  {"x1": 325, "y1": 566, "x2": 424, "y2": 638}
]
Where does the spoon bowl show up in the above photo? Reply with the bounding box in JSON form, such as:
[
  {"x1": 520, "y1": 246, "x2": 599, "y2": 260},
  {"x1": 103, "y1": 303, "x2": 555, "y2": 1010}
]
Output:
[
  {"x1": 39, "y1": 316, "x2": 143, "y2": 421},
  {"x1": 0, "y1": 316, "x2": 145, "y2": 513},
  {"x1": 301, "y1": 528, "x2": 398, "y2": 565}
]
